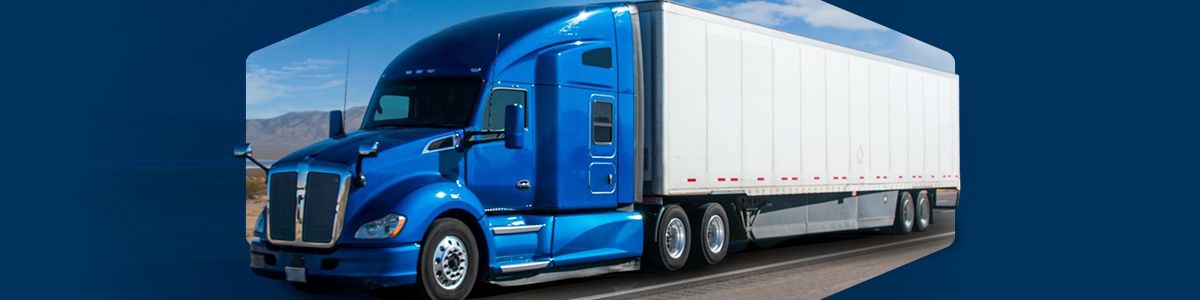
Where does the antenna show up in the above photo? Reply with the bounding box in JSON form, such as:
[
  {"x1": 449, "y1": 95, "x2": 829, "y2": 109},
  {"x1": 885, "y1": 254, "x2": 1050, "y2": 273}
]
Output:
[{"x1": 343, "y1": 48, "x2": 350, "y2": 114}]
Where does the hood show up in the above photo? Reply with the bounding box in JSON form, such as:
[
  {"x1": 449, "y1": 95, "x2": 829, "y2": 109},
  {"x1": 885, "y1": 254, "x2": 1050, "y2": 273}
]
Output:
[{"x1": 276, "y1": 127, "x2": 459, "y2": 167}]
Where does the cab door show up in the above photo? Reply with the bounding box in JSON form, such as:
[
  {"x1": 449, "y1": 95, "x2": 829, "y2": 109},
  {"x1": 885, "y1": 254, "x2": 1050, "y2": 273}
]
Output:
[{"x1": 467, "y1": 87, "x2": 535, "y2": 211}]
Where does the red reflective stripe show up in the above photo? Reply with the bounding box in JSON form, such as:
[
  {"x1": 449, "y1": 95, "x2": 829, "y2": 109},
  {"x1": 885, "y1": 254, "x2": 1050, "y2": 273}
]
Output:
[
  {"x1": 731, "y1": 177, "x2": 739, "y2": 182},
  {"x1": 813, "y1": 176, "x2": 820, "y2": 180},
  {"x1": 859, "y1": 176, "x2": 865, "y2": 179},
  {"x1": 686, "y1": 178, "x2": 697, "y2": 182},
  {"x1": 717, "y1": 177, "x2": 726, "y2": 182},
  {"x1": 875, "y1": 176, "x2": 881, "y2": 179},
  {"x1": 791, "y1": 177, "x2": 798, "y2": 180},
  {"x1": 757, "y1": 177, "x2": 765, "y2": 181},
  {"x1": 781, "y1": 177, "x2": 789, "y2": 181}
]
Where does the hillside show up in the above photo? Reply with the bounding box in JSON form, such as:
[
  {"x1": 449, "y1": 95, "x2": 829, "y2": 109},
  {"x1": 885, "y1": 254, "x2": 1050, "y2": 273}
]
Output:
[{"x1": 246, "y1": 106, "x2": 367, "y2": 160}]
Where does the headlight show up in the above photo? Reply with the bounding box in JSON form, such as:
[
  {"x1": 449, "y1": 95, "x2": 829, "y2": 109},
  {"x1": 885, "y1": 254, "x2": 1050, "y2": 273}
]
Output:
[
  {"x1": 254, "y1": 209, "x2": 266, "y2": 235},
  {"x1": 355, "y1": 214, "x2": 406, "y2": 239}
]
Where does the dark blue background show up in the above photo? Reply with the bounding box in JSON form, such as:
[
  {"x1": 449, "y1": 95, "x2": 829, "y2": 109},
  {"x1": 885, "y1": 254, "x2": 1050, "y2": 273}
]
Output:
[{"x1": 3, "y1": 0, "x2": 1194, "y2": 298}]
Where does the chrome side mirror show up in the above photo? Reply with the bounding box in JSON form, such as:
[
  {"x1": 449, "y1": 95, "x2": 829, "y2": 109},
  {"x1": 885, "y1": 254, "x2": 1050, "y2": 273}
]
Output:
[
  {"x1": 355, "y1": 141, "x2": 379, "y2": 186},
  {"x1": 358, "y1": 141, "x2": 379, "y2": 157},
  {"x1": 233, "y1": 143, "x2": 252, "y2": 158},
  {"x1": 234, "y1": 143, "x2": 269, "y2": 172}
]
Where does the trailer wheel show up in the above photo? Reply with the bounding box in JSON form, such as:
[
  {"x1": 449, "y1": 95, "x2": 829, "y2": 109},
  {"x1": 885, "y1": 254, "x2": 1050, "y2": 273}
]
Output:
[
  {"x1": 691, "y1": 203, "x2": 729, "y2": 265},
  {"x1": 888, "y1": 191, "x2": 915, "y2": 234},
  {"x1": 647, "y1": 205, "x2": 690, "y2": 271},
  {"x1": 418, "y1": 218, "x2": 478, "y2": 300},
  {"x1": 914, "y1": 190, "x2": 931, "y2": 232}
]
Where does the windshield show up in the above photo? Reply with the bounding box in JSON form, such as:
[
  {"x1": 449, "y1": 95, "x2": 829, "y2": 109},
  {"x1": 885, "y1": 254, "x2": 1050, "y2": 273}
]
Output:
[{"x1": 363, "y1": 77, "x2": 482, "y2": 129}]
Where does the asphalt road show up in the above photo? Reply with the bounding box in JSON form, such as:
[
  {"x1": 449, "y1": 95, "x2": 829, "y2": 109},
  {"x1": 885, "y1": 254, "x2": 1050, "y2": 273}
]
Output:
[{"x1": 271, "y1": 209, "x2": 955, "y2": 299}]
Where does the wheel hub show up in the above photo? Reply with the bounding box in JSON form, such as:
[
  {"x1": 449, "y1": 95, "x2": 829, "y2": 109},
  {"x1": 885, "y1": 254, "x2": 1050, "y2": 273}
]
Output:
[
  {"x1": 903, "y1": 198, "x2": 915, "y2": 229},
  {"x1": 705, "y1": 215, "x2": 725, "y2": 254},
  {"x1": 432, "y1": 235, "x2": 469, "y2": 290},
  {"x1": 664, "y1": 218, "x2": 686, "y2": 259}
]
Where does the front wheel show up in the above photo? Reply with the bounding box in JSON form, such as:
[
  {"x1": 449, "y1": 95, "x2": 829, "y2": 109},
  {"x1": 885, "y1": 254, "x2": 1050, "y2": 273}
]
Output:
[
  {"x1": 646, "y1": 204, "x2": 690, "y2": 271},
  {"x1": 418, "y1": 218, "x2": 478, "y2": 300}
]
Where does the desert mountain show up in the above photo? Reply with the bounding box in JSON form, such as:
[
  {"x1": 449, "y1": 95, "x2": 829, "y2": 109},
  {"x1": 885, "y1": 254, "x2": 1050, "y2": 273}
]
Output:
[{"x1": 246, "y1": 106, "x2": 366, "y2": 160}]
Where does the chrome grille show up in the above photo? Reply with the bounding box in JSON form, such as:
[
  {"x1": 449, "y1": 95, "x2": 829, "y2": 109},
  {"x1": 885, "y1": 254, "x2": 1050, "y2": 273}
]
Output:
[
  {"x1": 267, "y1": 172, "x2": 298, "y2": 241},
  {"x1": 265, "y1": 163, "x2": 350, "y2": 248}
]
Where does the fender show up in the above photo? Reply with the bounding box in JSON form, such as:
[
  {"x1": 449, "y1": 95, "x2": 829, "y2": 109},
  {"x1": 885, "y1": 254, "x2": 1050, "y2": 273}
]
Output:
[{"x1": 340, "y1": 175, "x2": 496, "y2": 272}]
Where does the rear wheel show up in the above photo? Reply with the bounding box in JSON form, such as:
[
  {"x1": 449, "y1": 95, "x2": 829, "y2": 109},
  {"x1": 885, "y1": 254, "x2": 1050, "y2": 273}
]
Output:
[
  {"x1": 646, "y1": 205, "x2": 690, "y2": 271},
  {"x1": 418, "y1": 218, "x2": 478, "y2": 300},
  {"x1": 888, "y1": 191, "x2": 915, "y2": 234},
  {"x1": 691, "y1": 203, "x2": 729, "y2": 265},
  {"x1": 915, "y1": 190, "x2": 931, "y2": 232}
]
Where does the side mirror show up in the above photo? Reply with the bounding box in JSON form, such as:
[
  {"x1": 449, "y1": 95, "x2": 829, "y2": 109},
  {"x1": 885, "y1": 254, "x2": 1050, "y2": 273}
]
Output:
[
  {"x1": 355, "y1": 141, "x2": 379, "y2": 186},
  {"x1": 329, "y1": 110, "x2": 345, "y2": 138},
  {"x1": 234, "y1": 143, "x2": 269, "y2": 172},
  {"x1": 358, "y1": 141, "x2": 380, "y2": 157},
  {"x1": 233, "y1": 143, "x2": 252, "y2": 158},
  {"x1": 504, "y1": 104, "x2": 525, "y2": 149}
]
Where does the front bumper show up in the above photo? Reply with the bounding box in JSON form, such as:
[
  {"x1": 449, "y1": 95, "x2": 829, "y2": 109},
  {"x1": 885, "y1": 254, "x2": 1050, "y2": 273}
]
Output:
[{"x1": 249, "y1": 237, "x2": 421, "y2": 288}]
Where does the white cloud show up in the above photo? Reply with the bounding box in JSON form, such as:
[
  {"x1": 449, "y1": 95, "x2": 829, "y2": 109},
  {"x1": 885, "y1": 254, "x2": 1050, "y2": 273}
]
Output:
[
  {"x1": 348, "y1": 0, "x2": 398, "y2": 16},
  {"x1": 280, "y1": 58, "x2": 342, "y2": 72},
  {"x1": 246, "y1": 58, "x2": 346, "y2": 105},
  {"x1": 711, "y1": 0, "x2": 887, "y2": 31}
]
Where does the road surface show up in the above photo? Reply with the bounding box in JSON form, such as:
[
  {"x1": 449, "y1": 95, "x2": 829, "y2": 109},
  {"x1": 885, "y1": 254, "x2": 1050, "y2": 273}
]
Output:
[{"x1": 270, "y1": 209, "x2": 956, "y2": 299}]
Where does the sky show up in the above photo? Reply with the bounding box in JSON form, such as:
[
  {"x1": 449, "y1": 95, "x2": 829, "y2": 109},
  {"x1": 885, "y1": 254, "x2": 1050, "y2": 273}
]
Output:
[{"x1": 246, "y1": 0, "x2": 954, "y2": 119}]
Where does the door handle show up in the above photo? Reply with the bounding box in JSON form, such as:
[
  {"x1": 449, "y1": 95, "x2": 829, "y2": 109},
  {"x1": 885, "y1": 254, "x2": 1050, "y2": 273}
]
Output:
[
  {"x1": 607, "y1": 174, "x2": 613, "y2": 185},
  {"x1": 516, "y1": 179, "x2": 531, "y2": 190}
]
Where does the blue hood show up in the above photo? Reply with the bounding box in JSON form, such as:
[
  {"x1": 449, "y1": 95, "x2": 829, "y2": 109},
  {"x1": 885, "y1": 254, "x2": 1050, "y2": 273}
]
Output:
[{"x1": 277, "y1": 127, "x2": 458, "y2": 167}]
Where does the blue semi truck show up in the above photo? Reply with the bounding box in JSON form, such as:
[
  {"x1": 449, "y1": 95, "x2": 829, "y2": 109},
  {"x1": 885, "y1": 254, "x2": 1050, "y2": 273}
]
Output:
[{"x1": 238, "y1": 1, "x2": 960, "y2": 299}]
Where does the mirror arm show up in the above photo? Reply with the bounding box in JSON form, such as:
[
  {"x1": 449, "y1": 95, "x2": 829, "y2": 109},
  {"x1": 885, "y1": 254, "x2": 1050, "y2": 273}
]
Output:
[
  {"x1": 462, "y1": 130, "x2": 505, "y2": 147},
  {"x1": 245, "y1": 156, "x2": 270, "y2": 173}
]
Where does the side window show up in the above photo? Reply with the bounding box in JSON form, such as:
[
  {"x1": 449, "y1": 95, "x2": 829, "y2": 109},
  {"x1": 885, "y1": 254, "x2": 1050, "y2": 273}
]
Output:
[
  {"x1": 582, "y1": 48, "x2": 612, "y2": 69},
  {"x1": 483, "y1": 89, "x2": 527, "y2": 131},
  {"x1": 592, "y1": 101, "x2": 613, "y2": 144}
]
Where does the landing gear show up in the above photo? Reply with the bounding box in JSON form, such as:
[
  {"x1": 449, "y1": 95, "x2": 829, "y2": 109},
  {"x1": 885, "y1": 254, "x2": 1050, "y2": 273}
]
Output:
[
  {"x1": 647, "y1": 204, "x2": 690, "y2": 271},
  {"x1": 691, "y1": 203, "x2": 729, "y2": 265},
  {"x1": 419, "y1": 218, "x2": 478, "y2": 300}
]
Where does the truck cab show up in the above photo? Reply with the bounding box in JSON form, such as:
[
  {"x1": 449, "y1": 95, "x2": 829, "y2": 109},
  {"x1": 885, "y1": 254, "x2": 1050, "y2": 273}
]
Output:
[{"x1": 244, "y1": 3, "x2": 646, "y2": 298}]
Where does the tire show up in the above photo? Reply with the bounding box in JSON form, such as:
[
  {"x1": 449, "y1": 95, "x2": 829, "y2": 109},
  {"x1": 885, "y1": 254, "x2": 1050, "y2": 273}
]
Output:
[
  {"x1": 914, "y1": 190, "x2": 931, "y2": 232},
  {"x1": 690, "y1": 203, "x2": 729, "y2": 265},
  {"x1": 888, "y1": 191, "x2": 915, "y2": 234},
  {"x1": 646, "y1": 204, "x2": 690, "y2": 271},
  {"x1": 418, "y1": 218, "x2": 478, "y2": 300}
]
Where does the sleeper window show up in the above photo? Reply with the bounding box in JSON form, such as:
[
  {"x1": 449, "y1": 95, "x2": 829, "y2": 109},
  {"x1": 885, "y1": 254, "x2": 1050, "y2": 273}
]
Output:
[{"x1": 592, "y1": 101, "x2": 613, "y2": 144}]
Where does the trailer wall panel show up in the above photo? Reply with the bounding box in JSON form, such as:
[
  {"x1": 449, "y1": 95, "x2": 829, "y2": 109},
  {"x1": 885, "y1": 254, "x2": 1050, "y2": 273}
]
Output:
[{"x1": 648, "y1": 2, "x2": 960, "y2": 196}]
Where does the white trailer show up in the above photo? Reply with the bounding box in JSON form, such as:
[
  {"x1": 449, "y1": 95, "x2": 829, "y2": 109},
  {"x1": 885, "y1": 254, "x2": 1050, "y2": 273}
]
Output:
[{"x1": 634, "y1": 1, "x2": 959, "y2": 246}]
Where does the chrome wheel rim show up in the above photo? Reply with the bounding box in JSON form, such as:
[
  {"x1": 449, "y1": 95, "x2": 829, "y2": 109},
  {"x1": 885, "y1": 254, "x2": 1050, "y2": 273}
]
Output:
[
  {"x1": 664, "y1": 218, "x2": 686, "y2": 259},
  {"x1": 705, "y1": 215, "x2": 725, "y2": 254},
  {"x1": 917, "y1": 196, "x2": 930, "y2": 229},
  {"x1": 903, "y1": 196, "x2": 915, "y2": 230},
  {"x1": 432, "y1": 235, "x2": 469, "y2": 290}
]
